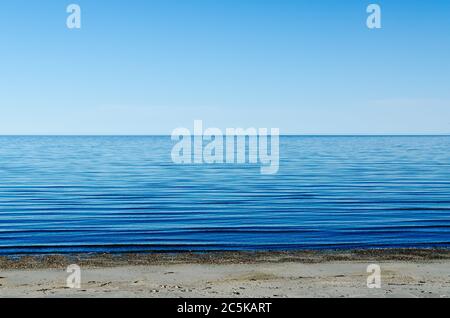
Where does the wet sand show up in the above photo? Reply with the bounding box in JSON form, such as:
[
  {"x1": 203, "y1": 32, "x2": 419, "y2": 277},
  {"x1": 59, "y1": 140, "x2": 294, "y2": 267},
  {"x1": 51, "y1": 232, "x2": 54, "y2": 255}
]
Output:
[{"x1": 1, "y1": 249, "x2": 450, "y2": 298}]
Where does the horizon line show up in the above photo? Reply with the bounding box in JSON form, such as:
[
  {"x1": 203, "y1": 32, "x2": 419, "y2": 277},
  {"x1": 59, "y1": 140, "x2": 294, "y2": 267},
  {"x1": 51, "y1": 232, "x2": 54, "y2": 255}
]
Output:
[{"x1": 1, "y1": 134, "x2": 450, "y2": 137}]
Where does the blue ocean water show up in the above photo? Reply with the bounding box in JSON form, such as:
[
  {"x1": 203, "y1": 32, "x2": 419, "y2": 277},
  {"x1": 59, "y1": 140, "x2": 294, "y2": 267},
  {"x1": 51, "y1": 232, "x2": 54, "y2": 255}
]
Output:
[{"x1": 0, "y1": 136, "x2": 450, "y2": 254}]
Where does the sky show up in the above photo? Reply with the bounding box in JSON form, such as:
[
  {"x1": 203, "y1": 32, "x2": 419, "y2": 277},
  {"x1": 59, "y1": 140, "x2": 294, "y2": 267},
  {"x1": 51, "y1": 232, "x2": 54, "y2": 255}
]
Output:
[{"x1": 0, "y1": 0, "x2": 449, "y2": 135}]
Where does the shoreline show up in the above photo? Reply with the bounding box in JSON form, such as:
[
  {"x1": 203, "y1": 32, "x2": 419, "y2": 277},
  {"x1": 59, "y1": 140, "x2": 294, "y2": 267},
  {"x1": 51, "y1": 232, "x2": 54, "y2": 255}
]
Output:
[{"x1": 2, "y1": 248, "x2": 450, "y2": 270}]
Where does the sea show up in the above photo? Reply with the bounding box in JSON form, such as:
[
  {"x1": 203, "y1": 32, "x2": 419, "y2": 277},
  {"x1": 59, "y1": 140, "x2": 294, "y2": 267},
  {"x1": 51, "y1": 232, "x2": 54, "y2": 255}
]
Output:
[{"x1": 0, "y1": 136, "x2": 450, "y2": 254}]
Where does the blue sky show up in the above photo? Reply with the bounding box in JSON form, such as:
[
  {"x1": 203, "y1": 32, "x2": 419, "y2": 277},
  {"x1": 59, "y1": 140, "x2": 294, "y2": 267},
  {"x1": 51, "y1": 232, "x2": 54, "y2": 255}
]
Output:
[{"x1": 0, "y1": 0, "x2": 449, "y2": 135}]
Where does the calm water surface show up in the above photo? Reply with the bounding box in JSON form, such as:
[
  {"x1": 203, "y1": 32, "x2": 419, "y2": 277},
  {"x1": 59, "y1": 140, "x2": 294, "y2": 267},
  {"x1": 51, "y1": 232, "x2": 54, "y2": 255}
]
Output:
[{"x1": 1, "y1": 136, "x2": 450, "y2": 254}]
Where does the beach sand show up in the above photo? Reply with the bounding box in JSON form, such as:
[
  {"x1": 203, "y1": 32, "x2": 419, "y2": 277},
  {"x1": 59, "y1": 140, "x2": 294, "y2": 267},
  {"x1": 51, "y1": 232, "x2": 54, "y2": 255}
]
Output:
[{"x1": 1, "y1": 249, "x2": 450, "y2": 298}]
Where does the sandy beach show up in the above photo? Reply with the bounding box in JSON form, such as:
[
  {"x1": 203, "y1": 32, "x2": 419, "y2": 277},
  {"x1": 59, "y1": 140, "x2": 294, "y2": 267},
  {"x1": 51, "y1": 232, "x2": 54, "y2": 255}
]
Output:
[{"x1": 1, "y1": 249, "x2": 450, "y2": 298}]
